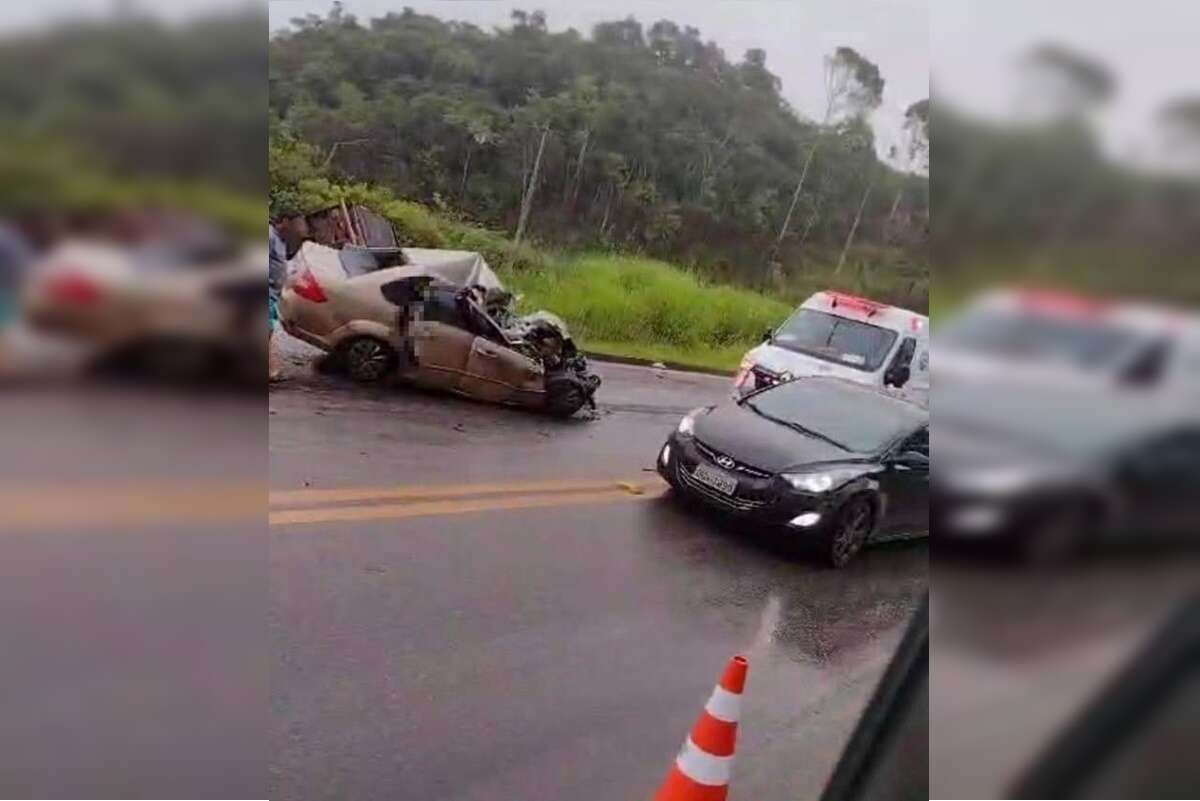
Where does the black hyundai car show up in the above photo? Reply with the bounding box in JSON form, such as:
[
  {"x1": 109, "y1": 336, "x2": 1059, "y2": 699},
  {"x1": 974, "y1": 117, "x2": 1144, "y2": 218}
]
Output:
[
  {"x1": 932, "y1": 378, "x2": 1200, "y2": 562},
  {"x1": 658, "y1": 376, "x2": 929, "y2": 567}
]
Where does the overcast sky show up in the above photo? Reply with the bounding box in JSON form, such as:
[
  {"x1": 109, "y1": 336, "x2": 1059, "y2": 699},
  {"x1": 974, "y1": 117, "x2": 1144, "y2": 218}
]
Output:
[
  {"x1": 935, "y1": 0, "x2": 1197, "y2": 167},
  {"x1": 269, "y1": 0, "x2": 930, "y2": 162},
  {"x1": 9, "y1": 2, "x2": 1190, "y2": 171}
]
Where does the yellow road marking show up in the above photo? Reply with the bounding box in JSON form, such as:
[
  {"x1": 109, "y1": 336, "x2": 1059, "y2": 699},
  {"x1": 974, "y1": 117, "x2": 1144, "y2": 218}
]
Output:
[
  {"x1": 1, "y1": 476, "x2": 668, "y2": 529},
  {"x1": 270, "y1": 485, "x2": 666, "y2": 527},
  {"x1": 269, "y1": 477, "x2": 656, "y2": 507},
  {"x1": 1, "y1": 482, "x2": 264, "y2": 529}
]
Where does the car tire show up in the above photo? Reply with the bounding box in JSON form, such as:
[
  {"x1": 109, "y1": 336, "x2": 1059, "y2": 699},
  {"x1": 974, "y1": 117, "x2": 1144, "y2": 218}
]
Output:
[
  {"x1": 822, "y1": 494, "x2": 875, "y2": 568},
  {"x1": 544, "y1": 373, "x2": 588, "y2": 417},
  {"x1": 342, "y1": 336, "x2": 397, "y2": 384},
  {"x1": 314, "y1": 350, "x2": 346, "y2": 375}
]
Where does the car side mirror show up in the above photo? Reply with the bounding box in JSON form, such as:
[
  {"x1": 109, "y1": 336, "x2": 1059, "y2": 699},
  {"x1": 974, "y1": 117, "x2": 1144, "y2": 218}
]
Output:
[
  {"x1": 762, "y1": 328, "x2": 774, "y2": 343},
  {"x1": 885, "y1": 364, "x2": 912, "y2": 388},
  {"x1": 892, "y1": 450, "x2": 929, "y2": 470},
  {"x1": 1118, "y1": 342, "x2": 1167, "y2": 388}
]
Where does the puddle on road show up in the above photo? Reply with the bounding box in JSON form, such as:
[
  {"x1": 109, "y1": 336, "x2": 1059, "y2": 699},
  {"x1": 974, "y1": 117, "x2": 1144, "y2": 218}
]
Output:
[{"x1": 747, "y1": 592, "x2": 784, "y2": 658}]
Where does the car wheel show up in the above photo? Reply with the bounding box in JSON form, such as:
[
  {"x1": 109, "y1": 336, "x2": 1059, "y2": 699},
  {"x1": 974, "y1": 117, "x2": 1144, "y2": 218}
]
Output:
[
  {"x1": 314, "y1": 349, "x2": 346, "y2": 375},
  {"x1": 343, "y1": 337, "x2": 397, "y2": 383},
  {"x1": 824, "y1": 495, "x2": 875, "y2": 568},
  {"x1": 544, "y1": 374, "x2": 587, "y2": 417}
]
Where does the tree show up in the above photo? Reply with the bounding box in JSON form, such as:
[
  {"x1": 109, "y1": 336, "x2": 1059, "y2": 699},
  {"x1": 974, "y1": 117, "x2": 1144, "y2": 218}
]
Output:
[
  {"x1": 592, "y1": 16, "x2": 644, "y2": 48},
  {"x1": 268, "y1": 6, "x2": 927, "y2": 291},
  {"x1": 774, "y1": 46, "x2": 885, "y2": 253},
  {"x1": 823, "y1": 46, "x2": 885, "y2": 122},
  {"x1": 510, "y1": 9, "x2": 547, "y2": 34},
  {"x1": 444, "y1": 100, "x2": 502, "y2": 201},
  {"x1": 512, "y1": 94, "x2": 556, "y2": 245},
  {"x1": 515, "y1": 123, "x2": 549, "y2": 245},
  {"x1": 1021, "y1": 43, "x2": 1115, "y2": 120},
  {"x1": 1159, "y1": 96, "x2": 1200, "y2": 167},
  {"x1": 881, "y1": 97, "x2": 929, "y2": 237},
  {"x1": 903, "y1": 98, "x2": 929, "y2": 174},
  {"x1": 739, "y1": 48, "x2": 781, "y2": 95},
  {"x1": 835, "y1": 183, "x2": 872, "y2": 275}
]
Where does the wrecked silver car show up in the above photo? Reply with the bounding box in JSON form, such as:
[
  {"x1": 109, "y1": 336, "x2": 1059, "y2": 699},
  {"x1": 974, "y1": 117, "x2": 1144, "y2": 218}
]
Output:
[{"x1": 279, "y1": 242, "x2": 601, "y2": 416}]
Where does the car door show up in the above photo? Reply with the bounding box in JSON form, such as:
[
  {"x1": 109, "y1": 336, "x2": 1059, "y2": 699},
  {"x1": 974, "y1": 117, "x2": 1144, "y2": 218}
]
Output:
[
  {"x1": 878, "y1": 426, "x2": 930, "y2": 537},
  {"x1": 908, "y1": 338, "x2": 930, "y2": 398},
  {"x1": 403, "y1": 287, "x2": 475, "y2": 391},
  {"x1": 1118, "y1": 428, "x2": 1200, "y2": 536},
  {"x1": 461, "y1": 336, "x2": 544, "y2": 404}
]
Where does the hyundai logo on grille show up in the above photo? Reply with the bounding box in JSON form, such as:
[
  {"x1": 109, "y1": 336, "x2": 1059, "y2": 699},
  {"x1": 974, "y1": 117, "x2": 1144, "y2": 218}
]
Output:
[{"x1": 715, "y1": 455, "x2": 736, "y2": 469}]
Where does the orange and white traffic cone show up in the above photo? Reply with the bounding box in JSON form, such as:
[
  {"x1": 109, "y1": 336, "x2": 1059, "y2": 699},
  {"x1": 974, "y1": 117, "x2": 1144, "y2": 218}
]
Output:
[{"x1": 653, "y1": 655, "x2": 749, "y2": 801}]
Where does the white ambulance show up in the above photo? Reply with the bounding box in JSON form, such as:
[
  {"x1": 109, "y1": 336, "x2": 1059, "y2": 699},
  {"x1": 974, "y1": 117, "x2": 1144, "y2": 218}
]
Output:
[
  {"x1": 734, "y1": 290, "x2": 929, "y2": 402},
  {"x1": 935, "y1": 288, "x2": 1200, "y2": 396}
]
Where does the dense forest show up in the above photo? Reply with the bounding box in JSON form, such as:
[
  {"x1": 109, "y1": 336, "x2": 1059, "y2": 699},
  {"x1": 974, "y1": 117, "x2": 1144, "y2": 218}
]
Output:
[
  {"x1": 269, "y1": 4, "x2": 929, "y2": 297},
  {"x1": 0, "y1": 8, "x2": 265, "y2": 233},
  {"x1": 934, "y1": 44, "x2": 1200, "y2": 304}
]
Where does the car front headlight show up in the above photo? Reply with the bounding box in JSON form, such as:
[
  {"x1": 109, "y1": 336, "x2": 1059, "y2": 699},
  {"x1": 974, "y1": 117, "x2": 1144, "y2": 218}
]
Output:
[
  {"x1": 785, "y1": 473, "x2": 835, "y2": 493},
  {"x1": 947, "y1": 465, "x2": 1074, "y2": 495},
  {"x1": 783, "y1": 467, "x2": 865, "y2": 494},
  {"x1": 734, "y1": 359, "x2": 756, "y2": 393}
]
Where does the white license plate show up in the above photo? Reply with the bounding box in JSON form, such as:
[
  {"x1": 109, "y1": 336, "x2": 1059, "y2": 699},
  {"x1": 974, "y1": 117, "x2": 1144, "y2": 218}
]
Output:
[{"x1": 693, "y1": 463, "x2": 738, "y2": 495}]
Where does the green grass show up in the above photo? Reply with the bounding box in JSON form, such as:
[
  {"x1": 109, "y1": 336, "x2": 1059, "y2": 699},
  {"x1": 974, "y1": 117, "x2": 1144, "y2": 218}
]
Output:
[{"x1": 497, "y1": 253, "x2": 792, "y2": 372}]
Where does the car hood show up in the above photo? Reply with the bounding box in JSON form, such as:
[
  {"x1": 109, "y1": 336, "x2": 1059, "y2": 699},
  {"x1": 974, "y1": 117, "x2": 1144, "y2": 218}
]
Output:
[
  {"x1": 691, "y1": 403, "x2": 859, "y2": 473},
  {"x1": 747, "y1": 342, "x2": 876, "y2": 384}
]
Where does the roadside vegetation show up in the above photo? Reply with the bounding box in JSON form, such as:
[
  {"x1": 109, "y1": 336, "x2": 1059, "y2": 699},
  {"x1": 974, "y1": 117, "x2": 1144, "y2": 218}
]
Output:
[
  {"x1": 268, "y1": 4, "x2": 932, "y2": 370},
  {"x1": 269, "y1": 5, "x2": 929, "y2": 296},
  {"x1": 0, "y1": 10, "x2": 264, "y2": 235},
  {"x1": 504, "y1": 254, "x2": 792, "y2": 371},
  {"x1": 935, "y1": 44, "x2": 1200, "y2": 308}
]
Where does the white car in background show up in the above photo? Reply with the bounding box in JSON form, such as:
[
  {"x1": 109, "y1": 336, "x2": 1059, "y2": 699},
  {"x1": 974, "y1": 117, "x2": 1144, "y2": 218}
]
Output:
[{"x1": 735, "y1": 290, "x2": 929, "y2": 404}]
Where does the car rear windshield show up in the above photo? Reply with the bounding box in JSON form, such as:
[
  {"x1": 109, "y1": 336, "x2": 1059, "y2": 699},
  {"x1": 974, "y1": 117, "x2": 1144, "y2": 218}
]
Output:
[
  {"x1": 338, "y1": 246, "x2": 407, "y2": 277},
  {"x1": 744, "y1": 379, "x2": 925, "y2": 453},
  {"x1": 772, "y1": 309, "x2": 898, "y2": 372}
]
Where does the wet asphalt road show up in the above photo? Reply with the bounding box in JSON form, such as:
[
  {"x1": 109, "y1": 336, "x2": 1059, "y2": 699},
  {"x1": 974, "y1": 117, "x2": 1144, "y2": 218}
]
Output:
[
  {"x1": 1, "y1": 387, "x2": 265, "y2": 798},
  {"x1": 931, "y1": 552, "x2": 1200, "y2": 798},
  {"x1": 269, "y1": 336, "x2": 927, "y2": 801}
]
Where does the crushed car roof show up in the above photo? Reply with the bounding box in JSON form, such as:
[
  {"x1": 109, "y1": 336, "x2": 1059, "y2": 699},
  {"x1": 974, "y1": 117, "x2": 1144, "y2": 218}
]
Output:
[{"x1": 398, "y1": 248, "x2": 503, "y2": 291}]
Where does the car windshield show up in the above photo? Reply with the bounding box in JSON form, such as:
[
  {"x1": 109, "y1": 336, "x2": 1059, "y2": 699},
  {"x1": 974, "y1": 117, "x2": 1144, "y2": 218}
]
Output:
[
  {"x1": 771, "y1": 309, "x2": 898, "y2": 372},
  {"x1": 743, "y1": 379, "x2": 924, "y2": 453},
  {"x1": 939, "y1": 308, "x2": 1141, "y2": 371}
]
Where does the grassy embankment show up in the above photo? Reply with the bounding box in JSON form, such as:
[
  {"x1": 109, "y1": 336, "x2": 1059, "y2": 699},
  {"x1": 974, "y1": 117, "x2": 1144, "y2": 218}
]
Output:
[{"x1": 508, "y1": 254, "x2": 791, "y2": 372}]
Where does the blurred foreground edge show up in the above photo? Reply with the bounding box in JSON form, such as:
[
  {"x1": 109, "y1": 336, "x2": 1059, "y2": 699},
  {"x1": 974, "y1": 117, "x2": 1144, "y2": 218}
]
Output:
[
  {"x1": 1010, "y1": 594, "x2": 1200, "y2": 799},
  {"x1": 820, "y1": 595, "x2": 928, "y2": 801}
]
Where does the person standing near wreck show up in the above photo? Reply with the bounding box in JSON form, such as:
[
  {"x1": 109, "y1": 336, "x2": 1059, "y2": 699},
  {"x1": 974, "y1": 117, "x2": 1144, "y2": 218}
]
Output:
[
  {"x1": 0, "y1": 218, "x2": 33, "y2": 373},
  {"x1": 268, "y1": 204, "x2": 309, "y2": 382}
]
